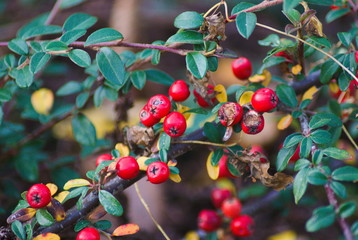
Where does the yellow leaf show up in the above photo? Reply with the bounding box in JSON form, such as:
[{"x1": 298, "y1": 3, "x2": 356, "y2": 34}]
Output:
[
  {"x1": 46, "y1": 183, "x2": 58, "y2": 196},
  {"x1": 168, "y1": 159, "x2": 177, "y2": 167},
  {"x1": 216, "y1": 179, "x2": 236, "y2": 194},
  {"x1": 302, "y1": 86, "x2": 318, "y2": 100},
  {"x1": 248, "y1": 70, "x2": 272, "y2": 86},
  {"x1": 33, "y1": 233, "x2": 61, "y2": 240},
  {"x1": 6, "y1": 208, "x2": 36, "y2": 224},
  {"x1": 112, "y1": 223, "x2": 140, "y2": 236},
  {"x1": 206, "y1": 152, "x2": 219, "y2": 180},
  {"x1": 291, "y1": 64, "x2": 302, "y2": 75},
  {"x1": 267, "y1": 230, "x2": 297, "y2": 240},
  {"x1": 239, "y1": 91, "x2": 254, "y2": 105},
  {"x1": 214, "y1": 84, "x2": 227, "y2": 103},
  {"x1": 47, "y1": 199, "x2": 66, "y2": 221},
  {"x1": 63, "y1": 179, "x2": 91, "y2": 190},
  {"x1": 137, "y1": 156, "x2": 149, "y2": 171},
  {"x1": 277, "y1": 114, "x2": 293, "y2": 130},
  {"x1": 262, "y1": 70, "x2": 272, "y2": 86},
  {"x1": 177, "y1": 104, "x2": 191, "y2": 120},
  {"x1": 31, "y1": 88, "x2": 54, "y2": 115},
  {"x1": 54, "y1": 191, "x2": 69, "y2": 203},
  {"x1": 115, "y1": 143, "x2": 130, "y2": 157},
  {"x1": 185, "y1": 231, "x2": 200, "y2": 240},
  {"x1": 329, "y1": 81, "x2": 340, "y2": 94},
  {"x1": 169, "y1": 173, "x2": 182, "y2": 183}
]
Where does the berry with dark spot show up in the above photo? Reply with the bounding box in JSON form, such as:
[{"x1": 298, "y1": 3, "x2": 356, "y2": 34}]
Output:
[
  {"x1": 241, "y1": 110, "x2": 265, "y2": 135},
  {"x1": 147, "y1": 161, "x2": 170, "y2": 184},
  {"x1": 163, "y1": 112, "x2": 187, "y2": 137},
  {"x1": 198, "y1": 209, "x2": 222, "y2": 232},
  {"x1": 251, "y1": 88, "x2": 278, "y2": 112},
  {"x1": 116, "y1": 156, "x2": 140, "y2": 180},
  {"x1": 218, "y1": 102, "x2": 243, "y2": 127},
  {"x1": 147, "y1": 94, "x2": 171, "y2": 119},
  {"x1": 26, "y1": 184, "x2": 51, "y2": 209},
  {"x1": 140, "y1": 104, "x2": 160, "y2": 127},
  {"x1": 169, "y1": 80, "x2": 190, "y2": 102}
]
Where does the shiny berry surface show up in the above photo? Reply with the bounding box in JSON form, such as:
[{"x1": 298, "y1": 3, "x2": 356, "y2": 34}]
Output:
[
  {"x1": 218, "y1": 102, "x2": 243, "y2": 127},
  {"x1": 221, "y1": 198, "x2": 242, "y2": 219},
  {"x1": 95, "y1": 153, "x2": 112, "y2": 167},
  {"x1": 147, "y1": 94, "x2": 171, "y2": 119},
  {"x1": 140, "y1": 104, "x2": 160, "y2": 127},
  {"x1": 251, "y1": 88, "x2": 278, "y2": 112},
  {"x1": 193, "y1": 85, "x2": 216, "y2": 108},
  {"x1": 116, "y1": 156, "x2": 139, "y2": 180},
  {"x1": 211, "y1": 188, "x2": 232, "y2": 209},
  {"x1": 241, "y1": 110, "x2": 265, "y2": 135},
  {"x1": 231, "y1": 57, "x2": 252, "y2": 79},
  {"x1": 169, "y1": 80, "x2": 190, "y2": 102},
  {"x1": 230, "y1": 215, "x2": 254, "y2": 237},
  {"x1": 76, "y1": 227, "x2": 100, "y2": 240},
  {"x1": 147, "y1": 161, "x2": 170, "y2": 184},
  {"x1": 163, "y1": 112, "x2": 187, "y2": 137},
  {"x1": 26, "y1": 184, "x2": 52, "y2": 208},
  {"x1": 198, "y1": 209, "x2": 222, "y2": 232}
]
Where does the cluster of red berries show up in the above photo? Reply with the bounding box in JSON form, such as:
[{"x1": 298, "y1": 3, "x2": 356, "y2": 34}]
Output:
[{"x1": 198, "y1": 188, "x2": 254, "y2": 237}]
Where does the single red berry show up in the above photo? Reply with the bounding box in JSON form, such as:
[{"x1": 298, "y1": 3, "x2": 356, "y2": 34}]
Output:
[
  {"x1": 140, "y1": 104, "x2": 160, "y2": 127},
  {"x1": 274, "y1": 51, "x2": 294, "y2": 63},
  {"x1": 218, "y1": 102, "x2": 243, "y2": 127},
  {"x1": 231, "y1": 57, "x2": 252, "y2": 80},
  {"x1": 251, "y1": 88, "x2": 278, "y2": 112},
  {"x1": 198, "y1": 209, "x2": 222, "y2": 232},
  {"x1": 218, "y1": 155, "x2": 236, "y2": 179},
  {"x1": 290, "y1": 144, "x2": 300, "y2": 163},
  {"x1": 95, "y1": 153, "x2": 112, "y2": 167},
  {"x1": 163, "y1": 112, "x2": 187, "y2": 137},
  {"x1": 211, "y1": 188, "x2": 232, "y2": 209},
  {"x1": 355, "y1": 51, "x2": 358, "y2": 64},
  {"x1": 241, "y1": 110, "x2": 265, "y2": 135},
  {"x1": 230, "y1": 215, "x2": 254, "y2": 237},
  {"x1": 221, "y1": 198, "x2": 242, "y2": 219},
  {"x1": 193, "y1": 85, "x2": 216, "y2": 108},
  {"x1": 147, "y1": 161, "x2": 170, "y2": 184},
  {"x1": 76, "y1": 227, "x2": 100, "y2": 240},
  {"x1": 147, "y1": 94, "x2": 171, "y2": 119},
  {"x1": 26, "y1": 184, "x2": 52, "y2": 208},
  {"x1": 116, "y1": 156, "x2": 139, "y2": 180},
  {"x1": 169, "y1": 80, "x2": 190, "y2": 102}
]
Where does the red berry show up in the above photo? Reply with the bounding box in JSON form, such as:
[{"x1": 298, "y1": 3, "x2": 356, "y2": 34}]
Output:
[
  {"x1": 147, "y1": 95, "x2": 171, "y2": 119},
  {"x1": 26, "y1": 184, "x2": 52, "y2": 208},
  {"x1": 163, "y1": 112, "x2": 187, "y2": 137},
  {"x1": 211, "y1": 188, "x2": 232, "y2": 209},
  {"x1": 76, "y1": 227, "x2": 100, "y2": 240},
  {"x1": 231, "y1": 57, "x2": 252, "y2": 79},
  {"x1": 169, "y1": 80, "x2": 190, "y2": 102},
  {"x1": 230, "y1": 215, "x2": 254, "y2": 237},
  {"x1": 198, "y1": 209, "x2": 222, "y2": 232},
  {"x1": 221, "y1": 198, "x2": 242, "y2": 219},
  {"x1": 241, "y1": 110, "x2": 265, "y2": 135},
  {"x1": 140, "y1": 104, "x2": 160, "y2": 127},
  {"x1": 218, "y1": 102, "x2": 243, "y2": 127},
  {"x1": 218, "y1": 155, "x2": 236, "y2": 179},
  {"x1": 116, "y1": 156, "x2": 139, "y2": 180},
  {"x1": 250, "y1": 145, "x2": 268, "y2": 163},
  {"x1": 95, "y1": 153, "x2": 112, "y2": 167},
  {"x1": 251, "y1": 88, "x2": 278, "y2": 112},
  {"x1": 193, "y1": 85, "x2": 216, "y2": 108},
  {"x1": 355, "y1": 51, "x2": 358, "y2": 64},
  {"x1": 274, "y1": 51, "x2": 294, "y2": 63},
  {"x1": 147, "y1": 161, "x2": 170, "y2": 184}
]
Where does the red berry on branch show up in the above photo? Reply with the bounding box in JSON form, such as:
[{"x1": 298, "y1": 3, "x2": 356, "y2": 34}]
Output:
[
  {"x1": 221, "y1": 198, "x2": 242, "y2": 219},
  {"x1": 26, "y1": 184, "x2": 52, "y2": 208},
  {"x1": 231, "y1": 57, "x2": 252, "y2": 80},
  {"x1": 140, "y1": 104, "x2": 160, "y2": 127},
  {"x1": 163, "y1": 112, "x2": 187, "y2": 137},
  {"x1": 218, "y1": 154, "x2": 236, "y2": 179},
  {"x1": 211, "y1": 188, "x2": 232, "y2": 209},
  {"x1": 230, "y1": 215, "x2": 254, "y2": 237},
  {"x1": 95, "y1": 153, "x2": 112, "y2": 167},
  {"x1": 218, "y1": 102, "x2": 243, "y2": 127},
  {"x1": 251, "y1": 88, "x2": 278, "y2": 112},
  {"x1": 76, "y1": 227, "x2": 100, "y2": 240},
  {"x1": 147, "y1": 161, "x2": 170, "y2": 184},
  {"x1": 147, "y1": 94, "x2": 171, "y2": 119},
  {"x1": 169, "y1": 80, "x2": 190, "y2": 102},
  {"x1": 198, "y1": 209, "x2": 222, "y2": 232},
  {"x1": 193, "y1": 85, "x2": 216, "y2": 108},
  {"x1": 116, "y1": 156, "x2": 140, "y2": 180},
  {"x1": 241, "y1": 110, "x2": 265, "y2": 135}
]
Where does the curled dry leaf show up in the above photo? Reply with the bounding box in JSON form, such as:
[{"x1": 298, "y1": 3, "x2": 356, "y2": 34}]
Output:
[
  {"x1": 203, "y1": 12, "x2": 227, "y2": 42},
  {"x1": 112, "y1": 223, "x2": 140, "y2": 236},
  {"x1": 46, "y1": 199, "x2": 66, "y2": 221},
  {"x1": 126, "y1": 126, "x2": 155, "y2": 147},
  {"x1": 6, "y1": 208, "x2": 36, "y2": 224},
  {"x1": 88, "y1": 205, "x2": 107, "y2": 220}
]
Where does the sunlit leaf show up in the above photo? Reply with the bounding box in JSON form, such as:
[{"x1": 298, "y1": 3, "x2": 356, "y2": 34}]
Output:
[
  {"x1": 239, "y1": 91, "x2": 254, "y2": 105},
  {"x1": 54, "y1": 191, "x2": 69, "y2": 203},
  {"x1": 31, "y1": 88, "x2": 54, "y2": 115},
  {"x1": 46, "y1": 183, "x2": 58, "y2": 196},
  {"x1": 63, "y1": 179, "x2": 91, "y2": 190},
  {"x1": 33, "y1": 233, "x2": 60, "y2": 240},
  {"x1": 206, "y1": 152, "x2": 219, "y2": 180},
  {"x1": 169, "y1": 173, "x2": 182, "y2": 183},
  {"x1": 112, "y1": 223, "x2": 140, "y2": 236},
  {"x1": 277, "y1": 114, "x2": 293, "y2": 130},
  {"x1": 214, "y1": 84, "x2": 227, "y2": 103},
  {"x1": 115, "y1": 143, "x2": 130, "y2": 157}
]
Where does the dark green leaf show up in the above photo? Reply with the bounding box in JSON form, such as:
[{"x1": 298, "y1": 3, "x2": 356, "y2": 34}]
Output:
[
  {"x1": 330, "y1": 181, "x2": 347, "y2": 199},
  {"x1": 4, "y1": 54, "x2": 16, "y2": 68},
  {"x1": 186, "y1": 52, "x2": 208, "y2": 79},
  {"x1": 323, "y1": 147, "x2": 351, "y2": 160},
  {"x1": 332, "y1": 166, "x2": 358, "y2": 181},
  {"x1": 258, "y1": 34, "x2": 280, "y2": 47},
  {"x1": 231, "y1": 2, "x2": 255, "y2": 15},
  {"x1": 99, "y1": 190, "x2": 123, "y2": 216},
  {"x1": 235, "y1": 12, "x2": 257, "y2": 39},
  {"x1": 300, "y1": 137, "x2": 312, "y2": 158},
  {"x1": 56, "y1": 81, "x2": 83, "y2": 96},
  {"x1": 310, "y1": 129, "x2": 332, "y2": 144},
  {"x1": 30, "y1": 52, "x2": 51, "y2": 74},
  {"x1": 10, "y1": 66, "x2": 34, "y2": 88},
  {"x1": 294, "y1": 159, "x2": 311, "y2": 171},
  {"x1": 277, "y1": 145, "x2": 298, "y2": 171},
  {"x1": 8, "y1": 38, "x2": 29, "y2": 55},
  {"x1": 326, "y1": 8, "x2": 351, "y2": 23},
  {"x1": 60, "y1": 29, "x2": 87, "y2": 45},
  {"x1": 352, "y1": 221, "x2": 358, "y2": 236},
  {"x1": 308, "y1": 36, "x2": 332, "y2": 49},
  {"x1": 306, "y1": 0, "x2": 334, "y2": 5},
  {"x1": 306, "y1": 205, "x2": 335, "y2": 232},
  {"x1": 144, "y1": 69, "x2": 174, "y2": 86},
  {"x1": 0, "y1": 107, "x2": 3, "y2": 125},
  {"x1": 74, "y1": 220, "x2": 91, "y2": 232},
  {"x1": 11, "y1": 221, "x2": 26, "y2": 240},
  {"x1": 283, "y1": 0, "x2": 300, "y2": 13},
  {"x1": 85, "y1": 28, "x2": 123, "y2": 46},
  {"x1": 338, "y1": 201, "x2": 356, "y2": 218},
  {"x1": 20, "y1": 25, "x2": 62, "y2": 40},
  {"x1": 183, "y1": 107, "x2": 210, "y2": 115},
  {"x1": 337, "y1": 32, "x2": 353, "y2": 47},
  {"x1": 207, "y1": 56, "x2": 218, "y2": 72},
  {"x1": 328, "y1": 100, "x2": 341, "y2": 116},
  {"x1": 69, "y1": 49, "x2": 91, "y2": 68},
  {"x1": 130, "y1": 70, "x2": 146, "y2": 90},
  {"x1": 94, "y1": 220, "x2": 112, "y2": 230},
  {"x1": 174, "y1": 11, "x2": 204, "y2": 29},
  {"x1": 283, "y1": 9, "x2": 301, "y2": 23},
  {"x1": 15, "y1": 153, "x2": 38, "y2": 182},
  {"x1": 36, "y1": 209, "x2": 55, "y2": 226},
  {"x1": 160, "y1": 148, "x2": 168, "y2": 163},
  {"x1": 203, "y1": 122, "x2": 226, "y2": 143},
  {"x1": 169, "y1": 166, "x2": 180, "y2": 175},
  {"x1": 308, "y1": 170, "x2": 328, "y2": 185},
  {"x1": 72, "y1": 113, "x2": 97, "y2": 145},
  {"x1": 166, "y1": 30, "x2": 204, "y2": 44},
  {"x1": 0, "y1": 89, "x2": 12, "y2": 102},
  {"x1": 211, "y1": 149, "x2": 224, "y2": 167},
  {"x1": 338, "y1": 53, "x2": 356, "y2": 91},
  {"x1": 283, "y1": 133, "x2": 303, "y2": 148},
  {"x1": 228, "y1": 162, "x2": 240, "y2": 176},
  {"x1": 276, "y1": 84, "x2": 298, "y2": 107},
  {"x1": 292, "y1": 111, "x2": 302, "y2": 118},
  {"x1": 320, "y1": 58, "x2": 341, "y2": 84},
  {"x1": 45, "y1": 41, "x2": 68, "y2": 52},
  {"x1": 63, "y1": 13, "x2": 97, "y2": 31},
  {"x1": 312, "y1": 150, "x2": 323, "y2": 165},
  {"x1": 159, "y1": 132, "x2": 171, "y2": 151},
  {"x1": 76, "y1": 92, "x2": 90, "y2": 108},
  {"x1": 293, "y1": 167, "x2": 310, "y2": 204}
]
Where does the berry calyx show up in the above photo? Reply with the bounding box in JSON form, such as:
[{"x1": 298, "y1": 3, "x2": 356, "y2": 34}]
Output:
[
  {"x1": 116, "y1": 156, "x2": 140, "y2": 180},
  {"x1": 198, "y1": 209, "x2": 222, "y2": 232},
  {"x1": 193, "y1": 85, "x2": 216, "y2": 108},
  {"x1": 147, "y1": 161, "x2": 170, "y2": 184},
  {"x1": 221, "y1": 198, "x2": 242, "y2": 219},
  {"x1": 163, "y1": 112, "x2": 187, "y2": 137},
  {"x1": 241, "y1": 110, "x2": 265, "y2": 135},
  {"x1": 140, "y1": 104, "x2": 160, "y2": 127},
  {"x1": 76, "y1": 227, "x2": 100, "y2": 240},
  {"x1": 147, "y1": 94, "x2": 171, "y2": 119},
  {"x1": 169, "y1": 80, "x2": 190, "y2": 102},
  {"x1": 211, "y1": 188, "x2": 232, "y2": 209},
  {"x1": 95, "y1": 153, "x2": 112, "y2": 167},
  {"x1": 251, "y1": 88, "x2": 278, "y2": 112},
  {"x1": 218, "y1": 102, "x2": 243, "y2": 127},
  {"x1": 26, "y1": 184, "x2": 52, "y2": 209},
  {"x1": 231, "y1": 57, "x2": 252, "y2": 80},
  {"x1": 230, "y1": 215, "x2": 254, "y2": 237}
]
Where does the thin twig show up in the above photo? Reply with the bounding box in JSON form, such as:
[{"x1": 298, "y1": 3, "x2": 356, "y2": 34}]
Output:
[
  {"x1": 342, "y1": 125, "x2": 358, "y2": 150},
  {"x1": 172, "y1": 140, "x2": 236, "y2": 148},
  {"x1": 45, "y1": 0, "x2": 64, "y2": 25}
]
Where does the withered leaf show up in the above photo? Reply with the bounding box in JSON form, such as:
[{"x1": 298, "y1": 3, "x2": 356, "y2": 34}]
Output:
[
  {"x1": 126, "y1": 126, "x2": 155, "y2": 147},
  {"x1": 203, "y1": 13, "x2": 227, "y2": 42},
  {"x1": 46, "y1": 199, "x2": 66, "y2": 221},
  {"x1": 7, "y1": 208, "x2": 36, "y2": 224}
]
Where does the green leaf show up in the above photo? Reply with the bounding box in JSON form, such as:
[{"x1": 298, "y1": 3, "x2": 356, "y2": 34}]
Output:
[
  {"x1": 231, "y1": 2, "x2": 255, "y2": 15},
  {"x1": 258, "y1": 34, "x2": 280, "y2": 47},
  {"x1": 15, "y1": 153, "x2": 38, "y2": 182},
  {"x1": 20, "y1": 25, "x2": 62, "y2": 40},
  {"x1": 312, "y1": 150, "x2": 323, "y2": 165},
  {"x1": 300, "y1": 137, "x2": 312, "y2": 159},
  {"x1": 60, "y1": 29, "x2": 87, "y2": 45},
  {"x1": 228, "y1": 162, "x2": 240, "y2": 177},
  {"x1": 94, "y1": 220, "x2": 112, "y2": 230},
  {"x1": 293, "y1": 167, "x2": 310, "y2": 204},
  {"x1": 326, "y1": 8, "x2": 351, "y2": 23},
  {"x1": 63, "y1": 13, "x2": 97, "y2": 31},
  {"x1": 203, "y1": 122, "x2": 226, "y2": 143},
  {"x1": 283, "y1": 0, "x2": 300, "y2": 13},
  {"x1": 283, "y1": 9, "x2": 301, "y2": 23},
  {"x1": 259, "y1": 56, "x2": 286, "y2": 73},
  {"x1": 330, "y1": 181, "x2": 347, "y2": 199},
  {"x1": 144, "y1": 69, "x2": 174, "y2": 86},
  {"x1": 36, "y1": 209, "x2": 55, "y2": 226},
  {"x1": 308, "y1": 36, "x2": 332, "y2": 49},
  {"x1": 166, "y1": 30, "x2": 204, "y2": 44},
  {"x1": 294, "y1": 159, "x2": 311, "y2": 171},
  {"x1": 277, "y1": 145, "x2": 298, "y2": 171},
  {"x1": 306, "y1": 0, "x2": 334, "y2": 5},
  {"x1": 186, "y1": 52, "x2": 208, "y2": 79},
  {"x1": 69, "y1": 49, "x2": 91, "y2": 68},
  {"x1": 130, "y1": 70, "x2": 146, "y2": 90},
  {"x1": 96, "y1": 47, "x2": 126, "y2": 89},
  {"x1": 8, "y1": 38, "x2": 29, "y2": 55},
  {"x1": 72, "y1": 113, "x2": 97, "y2": 146},
  {"x1": 45, "y1": 41, "x2": 68, "y2": 52},
  {"x1": 211, "y1": 149, "x2": 224, "y2": 167},
  {"x1": 338, "y1": 52, "x2": 356, "y2": 91},
  {"x1": 99, "y1": 190, "x2": 123, "y2": 216},
  {"x1": 62, "y1": 187, "x2": 88, "y2": 203},
  {"x1": 309, "y1": 112, "x2": 342, "y2": 129},
  {"x1": 276, "y1": 84, "x2": 298, "y2": 107},
  {"x1": 0, "y1": 107, "x2": 3, "y2": 125},
  {"x1": 338, "y1": 201, "x2": 356, "y2": 218},
  {"x1": 174, "y1": 11, "x2": 204, "y2": 29},
  {"x1": 74, "y1": 220, "x2": 91, "y2": 232},
  {"x1": 158, "y1": 132, "x2": 171, "y2": 151},
  {"x1": 10, "y1": 66, "x2": 34, "y2": 88},
  {"x1": 332, "y1": 166, "x2": 358, "y2": 181},
  {"x1": 207, "y1": 56, "x2": 218, "y2": 72},
  {"x1": 85, "y1": 28, "x2": 123, "y2": 46},
  {"x1": 169, "y1": 166, "x2": 180, "y2": 175},
  {"x1": 323, "y1": 147, "x2": 350, "y2": 160},
  {"x1": 308, "y1": 170, "x2": 328, "y2": 185},
  {"x1": 4, "y1": 54, "x2": 16, "y2": 68},
  {"x1": 306, "y1": 205, "x2": 335, "y2": 232},
  {"x1": 11, "y1": 221, "x2": 26, "y2": 240},
  {"x1": 320, "y1": 58, "x2": 341, "y2": 84},
  {"x1": 30, "y1": 52, "x2": 51, "y2": 74},
  {"x1": 56, "y1": 81, "x2": 83, "y2": 96},
  {"x1": 0, "y1": 88, "x2": 12, "y2": 102},
  {"x1": 310, "y1": 129, "x2": 332, "y2": 144},
  {"x1": 235, "y1": 12, "x2": 257, "y2": 39},
  {"x1": 61, "y1": 0, "x2": 86, "y2": 9},
  {"x1": 283, "y1": 133, "x2": 303, "y2": 148},
  {"x1": 337, "y1": 32, "x2": 353, "y2": 47}
]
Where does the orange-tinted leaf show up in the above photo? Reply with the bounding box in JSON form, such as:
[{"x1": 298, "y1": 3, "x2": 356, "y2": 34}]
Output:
[
  {"x1": 239, "y1": 91, "x2": 254, "y2": 105},
  {"x1": 54, "y1": 191, "x2": 69, "y2": 203},
  {"x1": 115, "y1": 143, "x2": 130, "y2": 157},
  {"x1": 88, "y1": 205, "x2": 107, "y2": 220},
  {"x1": 112, "y1": 223, "x2": 140, "y2": 236},
  {"x1": 206, "y1": 152, "x2": 219, "y2": 180},
  {"x1": 6, "y1": 208, "x2": 36, "y2": 224},
  {"x1": 46, "y1": 183, "x2": 58, "y2": 196},
  {"x1": 302, "y1": 86, "x2": 318, "y2": 100},
  {"x1": 31, "y1": 88, "x2": 54, "y2": 115},
  {"x1": 63, "y1": 179, "x2": 91, "y2": 190},
  {"x1": 214, "y1": 84, "x2": 227, "y2": 103},
  {"x1": 169, "y1": 173, "x2": 182, "y2": 183},
  {"x1": 277, "y1": 114, "x2": 293, "y2": 130},
  {"x1": 33, "y1": 233, "x2": 60, "y2": 240},
  {"x1": 249, "y1": 70, "x2": 271, "y2": 86},
  {"x1": 168, "y1": 159, "x2": 177, "y2": 167},
  {"x1": 291, "y1": 64, "x2": 302, "y2": 75}
]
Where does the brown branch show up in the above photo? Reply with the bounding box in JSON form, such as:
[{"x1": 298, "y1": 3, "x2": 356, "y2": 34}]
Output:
[{"x1": 228, "y1": 0, "x2": 284, "y2": 20}]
